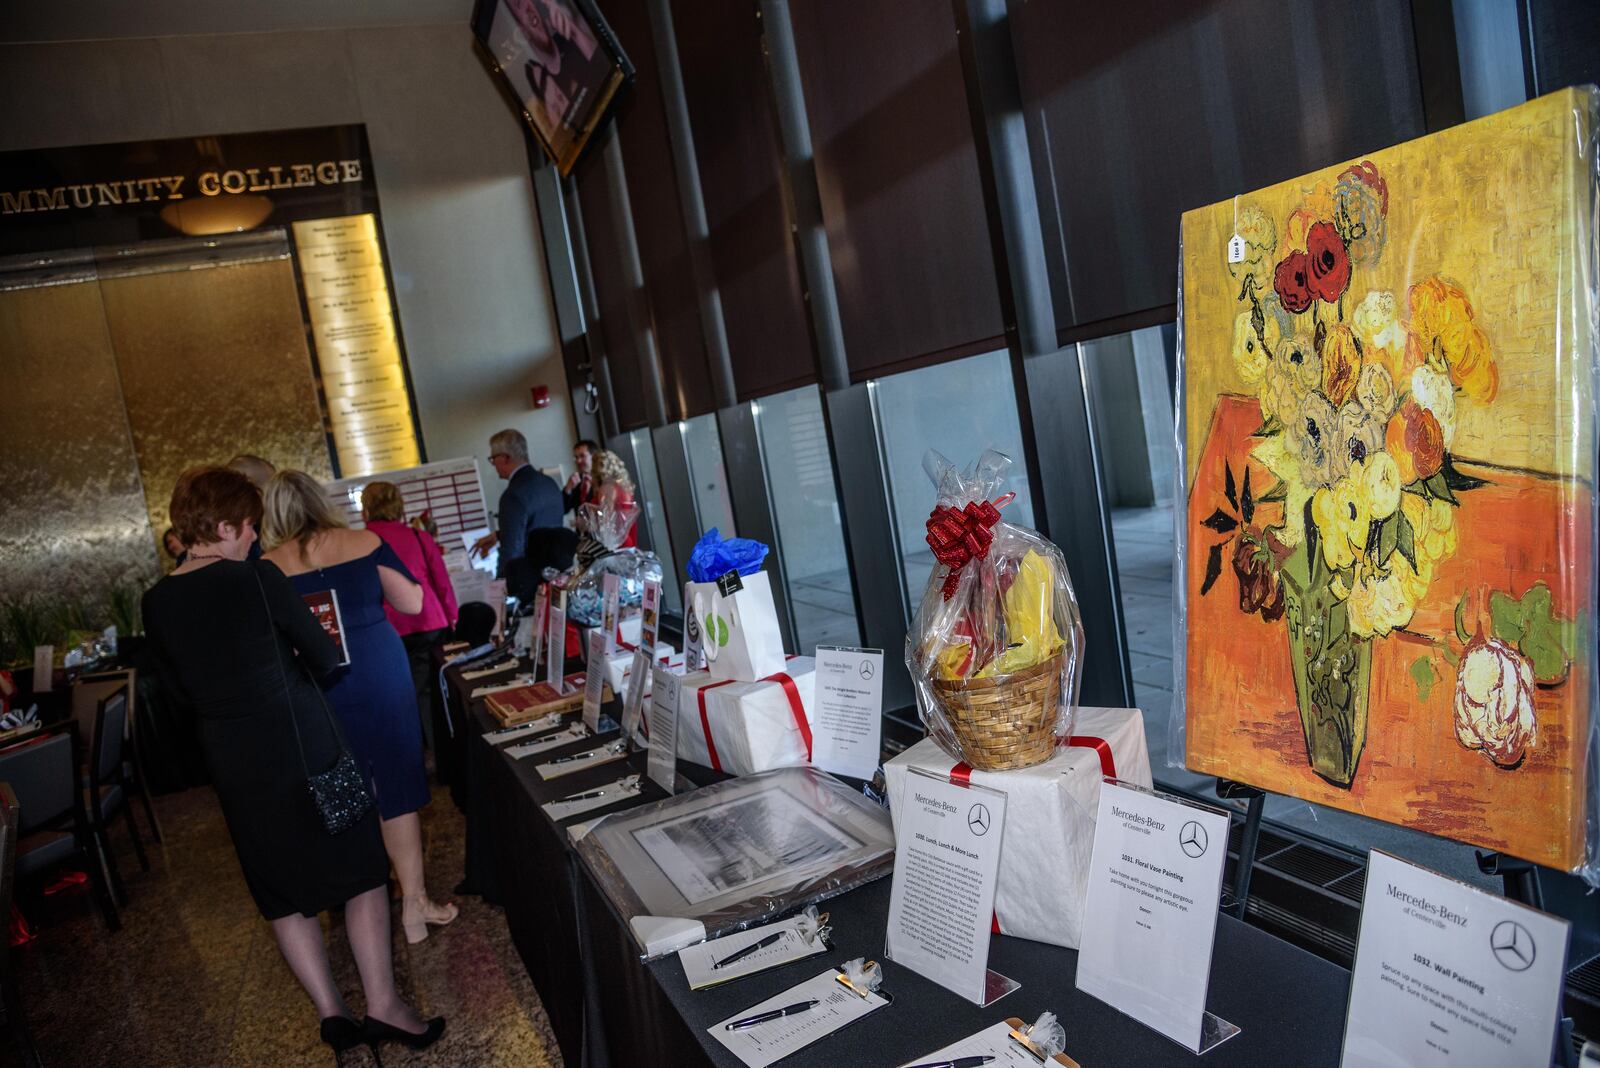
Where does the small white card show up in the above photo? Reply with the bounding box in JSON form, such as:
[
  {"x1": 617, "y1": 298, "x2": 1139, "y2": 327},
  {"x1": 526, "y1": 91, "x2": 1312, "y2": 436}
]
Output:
[
  {"x1": 709, "y1": 967, "x2": 890, "y2": 1068},
  {"x1": 679, "y1": 916, "x2": 828, "y2": 991},
  {"x1": 529, "y1": 586, "x2": 547, "y2": 677},
  {"x1": 545, "y1": 589, "x2": 567, "y2": 694},
  {"x1": 1076, "y1": 780, "x2": 1231, "y2": 1052},
  {"x1": 505, "y1": 723, "x2": 591, "y2": 760},
  {"x1": 535, "y1": 741, "x2": 628, "y2": 780},
  {"x1": 647, "y1": 670, "x2": 680, "y2": 793},
  {"x1": 885, "y1": 768, "x2": 1007, "y2": 1004},
  {"x1": 583, "y1": 630, "x2": 606, "y2": 734},
  {"x1": 601, "y1": 573, "x2": 621, "y2": 657},
  {"x1": 811, "y1": 646, "x2": 883, "y2": 780},
  {"x1": 1341, "y1": 850, "x2": 1569, "y2": 1068},
  {"x1": 541, "y1": 774, "x2": 642, "y2": 821}
]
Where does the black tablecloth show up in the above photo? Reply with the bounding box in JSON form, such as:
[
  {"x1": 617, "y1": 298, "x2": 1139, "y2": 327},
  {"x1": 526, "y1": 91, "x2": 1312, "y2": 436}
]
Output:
[{"x1": 451, "y1": 656, "x2": 1355, "y2": 1068}]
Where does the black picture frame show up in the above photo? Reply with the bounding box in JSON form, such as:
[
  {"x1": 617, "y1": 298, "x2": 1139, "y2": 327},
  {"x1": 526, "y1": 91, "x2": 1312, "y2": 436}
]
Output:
[{"x1": 470, "y1": 0, "x2": 634, "y2": 176}]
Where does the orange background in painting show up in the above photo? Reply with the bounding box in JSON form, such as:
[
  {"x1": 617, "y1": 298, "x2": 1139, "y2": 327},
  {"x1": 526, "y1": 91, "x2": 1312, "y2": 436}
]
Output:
[{"x1": 1185, "y1": 396, "x2": 1592, "y2": 869}]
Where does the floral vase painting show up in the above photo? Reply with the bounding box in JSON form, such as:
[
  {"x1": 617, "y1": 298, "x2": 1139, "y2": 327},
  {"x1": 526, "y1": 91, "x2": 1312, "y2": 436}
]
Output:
[{"x1": 1180, "y1": 88, "x2": 1598, "y2": 871}]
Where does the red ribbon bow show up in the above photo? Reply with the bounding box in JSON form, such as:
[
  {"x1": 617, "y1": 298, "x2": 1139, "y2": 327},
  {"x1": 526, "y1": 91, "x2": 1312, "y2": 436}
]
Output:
[{"x1": 925, "y1": 495, "x2": 1011, "y2": 599}]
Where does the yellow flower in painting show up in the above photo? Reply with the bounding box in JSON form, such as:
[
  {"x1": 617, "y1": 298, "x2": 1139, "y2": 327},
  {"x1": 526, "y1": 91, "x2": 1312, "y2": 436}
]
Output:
[
  {"x1": 1320, "y1": 324, "x2": 1363, "y2": 407},
  {"x1": 1261, "y1": 333, "x2": 1321, "y2": 422},
  {"x1": 1354, "y1": 362, "x2": 1397, "y2": 421},
  {"x1": 1232, "y1": 311, "x2": 1269, "y2": 387},
  {"x1": 1352, "y1": 290, "x2": 1408, "y2": 355},
  {"x1": 1408, "y1": 276, "x2": 1498, "y2": 403},
  {"x1": 1345, "y1": 555, "x2": 1425, "y2": 638},
  {"x1": 1311, "y1": 467, "x2": 1369, "y2": 572},
  {"x1": 1360, "y1": 452, "x2": 1402, "y2": 520},
  {"x1": 1419, "y1": 497, "x2": 1457, "y2": 563},
  {"x1": 1409, "y1": 364, "x2": 1458, "y2": 447},
  {"x1": 1227, "y1": 203, "x2": 1277, "y2": 300}
]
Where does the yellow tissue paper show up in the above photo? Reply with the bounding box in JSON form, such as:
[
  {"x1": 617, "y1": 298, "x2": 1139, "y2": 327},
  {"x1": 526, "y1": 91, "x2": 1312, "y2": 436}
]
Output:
[{"x1": 975, "y1": 549, "x2": 1064, "y2": 678}]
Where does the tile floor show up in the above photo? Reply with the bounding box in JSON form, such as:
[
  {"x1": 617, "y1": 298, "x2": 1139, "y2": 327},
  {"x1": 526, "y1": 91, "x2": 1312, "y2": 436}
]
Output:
[{"x1": 15, "y1": 786, "x2": 563, "y2": 1067}]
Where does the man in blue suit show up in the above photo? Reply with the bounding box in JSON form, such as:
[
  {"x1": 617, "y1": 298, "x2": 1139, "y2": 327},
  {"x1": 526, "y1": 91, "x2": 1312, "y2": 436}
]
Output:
[{"x1": 472, "y1": 428, "x2": 569, "y2": 599}]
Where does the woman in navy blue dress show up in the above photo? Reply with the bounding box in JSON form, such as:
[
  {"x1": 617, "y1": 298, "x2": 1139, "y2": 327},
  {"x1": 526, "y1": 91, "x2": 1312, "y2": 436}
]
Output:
[{"x1": 263, "y1": 471, "x2": 459, "y2": 946}]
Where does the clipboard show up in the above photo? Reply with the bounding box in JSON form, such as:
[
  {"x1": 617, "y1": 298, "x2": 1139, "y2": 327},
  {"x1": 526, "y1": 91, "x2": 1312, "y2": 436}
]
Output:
[
  {"x1": 710, "y1": 964, "x2": 893, "y2": 1068},
  {"x1": 1003, "y1": 1018, "x2": 1080, "y2": 1067}
]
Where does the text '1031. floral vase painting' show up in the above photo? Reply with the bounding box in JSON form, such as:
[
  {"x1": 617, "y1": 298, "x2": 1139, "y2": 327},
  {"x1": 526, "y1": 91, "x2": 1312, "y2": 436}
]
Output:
[{"x1": 1179, "y1": 87, "x2": 1599, "y2": 872}]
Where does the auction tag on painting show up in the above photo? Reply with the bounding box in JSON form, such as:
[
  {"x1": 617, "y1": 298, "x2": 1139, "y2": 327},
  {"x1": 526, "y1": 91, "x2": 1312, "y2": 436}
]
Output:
[
  {"x1": 601, "y1": 573, "x2": 621, "y2": 657},
  {"x1": 1341, "y1": 850, "x2": 1568, "y2": 1067},
  {"x1": 885, "y1": 767, "x2": 1007, "y2": 1004},
  {"x1": 1076, "y1": 780, "x2": 1233, "y2": 1053},
  {"x1": 1227, "y1": 233, "x2": 1246, "y2": 263},
  {"x1": 582, "y1": 629, "x2": 606, "y2": 735},
  {"x1": 646, "y1": 669, "x2": 680, "y2": 794}
]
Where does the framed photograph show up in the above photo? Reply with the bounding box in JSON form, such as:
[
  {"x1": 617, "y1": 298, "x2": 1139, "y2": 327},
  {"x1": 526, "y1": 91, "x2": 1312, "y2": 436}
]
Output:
[
  {"x1": 576, "y1": 767, "x2": 895, "y2": 953},
  {"x1": 471, "y1": 0, "x2": 633, "y2": 176}
]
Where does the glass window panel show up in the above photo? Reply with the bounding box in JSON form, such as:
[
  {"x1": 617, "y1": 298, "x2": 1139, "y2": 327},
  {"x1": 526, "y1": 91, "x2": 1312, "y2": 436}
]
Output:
[
  {"x1": 1085, "y1": 325, "x2": 1489, "y2": 887},
  {"x1": 754, "y1": 387, "x2": 863, "y2": 652},
  {"x1": 681, "y1": 413, "x2": 737, "y2": 538},
  {"x1": 626, "y1": 428, "x2": 681, "y2": 615},
  {"x1": 873, "y1": 348, "x2": 1036, "y2": 607}
]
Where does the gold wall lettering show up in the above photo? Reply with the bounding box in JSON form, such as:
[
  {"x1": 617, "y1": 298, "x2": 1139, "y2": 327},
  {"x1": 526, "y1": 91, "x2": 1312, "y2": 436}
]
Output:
[{"x1": 0, "y1": 159, "x2": 364, "y2": 216}]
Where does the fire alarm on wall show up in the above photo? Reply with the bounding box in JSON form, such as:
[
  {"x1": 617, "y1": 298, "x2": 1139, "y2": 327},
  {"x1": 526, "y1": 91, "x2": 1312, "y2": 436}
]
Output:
[{"x1": 530, "y1": 385, "x2": 550, "y2": 408}]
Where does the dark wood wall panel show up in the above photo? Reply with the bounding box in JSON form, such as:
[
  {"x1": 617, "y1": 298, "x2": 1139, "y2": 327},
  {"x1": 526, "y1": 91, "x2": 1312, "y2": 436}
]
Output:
[
  {"x1": 605, "y1": 0, "x2": 714, "y2": 421},
  {"x1": 673, "y1": 0, "x2": 815, "y2": 400},
  {"x1": 1010, "y1": 0, "x2": 1426, "y2": 335},
  {"x1": 1521, "y1": 0, "x2": 1600, "y2": 96},
  {"x1": 574, "y1": 152, "x2": 648, "y2": 431},
  {"x1": 788, "y1": 1, "x2": 1003, "y2": 380}
]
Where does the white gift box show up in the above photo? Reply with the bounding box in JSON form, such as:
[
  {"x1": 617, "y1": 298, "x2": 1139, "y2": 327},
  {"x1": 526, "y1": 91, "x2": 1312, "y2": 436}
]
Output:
[
  {"x1": 674, "y1": 657, "x2": 815, "y2": 775},
  {"x1": 601, "y1": 644, "x2": 683, "y2": 698},
  {"x1": 884, "y1": 706, "x2": 1152, "y2": 950}
]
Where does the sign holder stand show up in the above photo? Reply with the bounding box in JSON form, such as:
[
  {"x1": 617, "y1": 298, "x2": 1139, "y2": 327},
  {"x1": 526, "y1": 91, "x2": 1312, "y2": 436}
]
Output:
[{"x1": 1214, "y1": 779, "x2": 1265, "y2": 920}]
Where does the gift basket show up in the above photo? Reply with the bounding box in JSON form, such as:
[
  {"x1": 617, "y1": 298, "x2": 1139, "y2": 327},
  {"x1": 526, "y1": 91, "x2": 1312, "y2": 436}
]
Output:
[
  {"x1": 564, "y1": 501, "x2": 663, "y2": 626},
  {"x1": 907, "y1": 450, "x2": 1085, "y2": 770}
]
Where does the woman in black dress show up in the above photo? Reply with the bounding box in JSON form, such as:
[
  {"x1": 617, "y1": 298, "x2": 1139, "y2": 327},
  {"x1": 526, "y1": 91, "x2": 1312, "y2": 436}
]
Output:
[{"x1": 142, "y1": 468, "x2": 443, "y2": 1059}]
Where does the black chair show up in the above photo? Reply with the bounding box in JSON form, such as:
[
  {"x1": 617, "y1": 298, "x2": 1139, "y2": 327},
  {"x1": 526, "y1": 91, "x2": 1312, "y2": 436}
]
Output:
[
  {"x1": 2, "y1": 730, "x2": 118, "y2": 931},
  {"x1": 83, "y1": 688, "x2": 148, "y2": 905},
  {"x1": 0, "y1": 782, "x2": 41, "y2": 1067},
  {"x1": 455, "y1": 601, "x2": 499, "y2": 648}
]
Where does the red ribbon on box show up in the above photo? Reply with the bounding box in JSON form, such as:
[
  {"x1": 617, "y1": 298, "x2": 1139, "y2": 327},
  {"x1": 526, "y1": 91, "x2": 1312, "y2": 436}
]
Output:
[
  {"x1": 695, "y1": 671, "x2": 812, "y2": 772},
  {"x1": 924, "y1": 494, "x2": 1013, "y2": 599},
  {"x1": 947, "y1": 735, "x2": 1116, "y2": 937},
  {"x1": 696, "y1": 679, "x2": 738, "y2": 772}
]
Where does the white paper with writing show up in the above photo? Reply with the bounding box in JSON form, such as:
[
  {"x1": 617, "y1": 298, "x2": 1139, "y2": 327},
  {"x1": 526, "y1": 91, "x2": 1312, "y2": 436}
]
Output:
[
  {"x1": 535, "y1": 741, "x2": 628, "y2": 780},
  {"x1": 601, "y1": 572, "x2": 621, "y2": 657},
  {"x1": 647, "y1": 670, "x2": 680, "y2": 793},
  {"x1": 583, "y1": 630, "x2": 606, "y2": 734},
  {"x1": 541, "y1": 774, "x2": 642, "y2": 821},
  {"x1": 545, "y1": 589, "x2": 567, "y2": 694},
  {"x1": 678, "y1": 915, "x2": 827, "y2": 991},
  {"x1": 709, "y1": 968, "x2": 889, "y2": 1068},
  {"x1": 885, "y1": 768, "x2": 1007, "y2": 1004},
  {"x1": 1341, "y1": 850, "x2": 1569, "y2": 1068},
  {"x1": 1076, "y1": 780, "x2": 1230, "y2": 1052},
  {"x1": 505, "y1": 723, "x2": 590, "y2": 759},
  {"x1": 811, "y1": 646, "x2": 883, "y2": 780},
  {"x1": 899, "y1": 1019, "x2": 1069, "y2": 1067},
  {"x1": 487, "y1": 715, "x2": 576, "y2": 747}
]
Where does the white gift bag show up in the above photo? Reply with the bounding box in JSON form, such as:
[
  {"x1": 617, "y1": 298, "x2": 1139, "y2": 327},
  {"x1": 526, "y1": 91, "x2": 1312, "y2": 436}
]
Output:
[{"x1": 684, "y1": 570, "x2": 786, "y2": 682}]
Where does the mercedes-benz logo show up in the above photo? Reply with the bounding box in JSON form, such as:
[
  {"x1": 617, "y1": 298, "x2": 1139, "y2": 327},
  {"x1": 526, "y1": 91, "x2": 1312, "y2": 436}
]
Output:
[
  {"x1": 1490, "y1": 919, "x2": 1536, "y2": 972},
  {"x1": 858, "y1": 660, "x2": 875, "y2": 680},
  {"x1": 967, "y1": 803, "x2": 991, "y2": 836},
  {"x1": 1179, "y1": 821, "x2": 1208, "y2": 859}
]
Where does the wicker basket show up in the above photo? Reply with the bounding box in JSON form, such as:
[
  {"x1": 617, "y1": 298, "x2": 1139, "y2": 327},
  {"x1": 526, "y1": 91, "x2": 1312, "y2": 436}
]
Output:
[{"x1": 928, "y1": 650, "x2": 1066, "y2": 771}]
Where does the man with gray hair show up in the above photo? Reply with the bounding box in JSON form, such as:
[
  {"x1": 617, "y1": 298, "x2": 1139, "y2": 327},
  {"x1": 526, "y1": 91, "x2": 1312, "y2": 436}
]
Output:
[
  {"x1": 225, "y1": 453, "x2": 276, "y2": 490},
  {"x1": 472, "y1": 428, "x2": 565, "y2": 598}
]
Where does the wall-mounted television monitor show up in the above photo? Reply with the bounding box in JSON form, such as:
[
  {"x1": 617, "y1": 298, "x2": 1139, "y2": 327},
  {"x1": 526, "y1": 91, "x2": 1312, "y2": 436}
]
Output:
[{"x1": 471, "y1": 0, "x2": 633, "y2": 175}]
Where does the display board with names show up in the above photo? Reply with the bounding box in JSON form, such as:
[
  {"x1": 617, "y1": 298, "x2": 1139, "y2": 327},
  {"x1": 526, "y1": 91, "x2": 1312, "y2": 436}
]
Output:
[{"x1": 291, "y1": 212, "x2": 420, "y2": 476}]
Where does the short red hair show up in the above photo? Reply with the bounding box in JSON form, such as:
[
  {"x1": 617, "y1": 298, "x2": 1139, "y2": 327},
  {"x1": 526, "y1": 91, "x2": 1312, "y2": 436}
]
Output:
[{"x1": 169, "y1": 466, "x2": 263, "y2": 547}]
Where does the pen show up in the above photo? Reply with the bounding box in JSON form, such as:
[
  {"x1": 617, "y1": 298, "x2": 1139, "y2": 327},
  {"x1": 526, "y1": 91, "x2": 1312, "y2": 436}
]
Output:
[
  {"x1": 724, "y1": 1000, "x2": 818, "y2": 1031},
  {"x1": 712, "y1": 931, "x2": 784, "y2": 969},
  {"x1": 903, "y1": 1058, "x2": 995, "y2": 1068},
  {"x1": 550, "y1": 750, "x2": 596, "y2": 764},
  {"x1": 562, "y1": 788, "x2": 607, "y2": 802}
]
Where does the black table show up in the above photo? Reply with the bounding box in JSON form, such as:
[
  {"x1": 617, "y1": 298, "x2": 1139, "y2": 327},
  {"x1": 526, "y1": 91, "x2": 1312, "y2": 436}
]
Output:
[{"x1": 453, "y1": 658, "x2": 1355, "y2": 1068}]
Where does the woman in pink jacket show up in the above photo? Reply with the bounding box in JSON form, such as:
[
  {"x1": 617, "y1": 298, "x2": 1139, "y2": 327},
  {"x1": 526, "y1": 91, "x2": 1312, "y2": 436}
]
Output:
[{"x1": 361, "y1": 481, "x2": 459, "y2": 752}]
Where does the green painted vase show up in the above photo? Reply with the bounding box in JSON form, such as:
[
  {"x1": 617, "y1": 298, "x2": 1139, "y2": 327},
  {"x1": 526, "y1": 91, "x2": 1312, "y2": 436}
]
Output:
[{"x1": 1281, "y1": 540, "x2": 1372, "y2": 787}]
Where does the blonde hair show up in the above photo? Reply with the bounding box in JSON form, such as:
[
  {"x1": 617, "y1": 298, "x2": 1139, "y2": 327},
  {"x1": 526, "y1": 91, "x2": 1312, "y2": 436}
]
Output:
[
  {"x1": 263, "y1": 469, "x2": 346, "y2": 558},
  {"x1": 592, "y1": 449, "x2": 634, "y2": 496},
  {"x1": 360, "y1": 480, "x2": 405, "y2": 522}
]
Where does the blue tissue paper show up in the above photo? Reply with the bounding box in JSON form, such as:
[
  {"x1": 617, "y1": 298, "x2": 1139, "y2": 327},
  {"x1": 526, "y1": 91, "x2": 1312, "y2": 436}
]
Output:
[{"x1": 685, "y1": 527, "x2": 769, "y2": 582}]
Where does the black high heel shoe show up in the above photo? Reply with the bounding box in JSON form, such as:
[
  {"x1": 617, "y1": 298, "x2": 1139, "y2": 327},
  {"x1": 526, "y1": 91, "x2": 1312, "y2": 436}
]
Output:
[
  {"x1": 363, "y1": 1014, "x2": 446, "y2": 1052},
  {"x1": 320, "y1": 1016, "x2": 370, "y2": 1065}
]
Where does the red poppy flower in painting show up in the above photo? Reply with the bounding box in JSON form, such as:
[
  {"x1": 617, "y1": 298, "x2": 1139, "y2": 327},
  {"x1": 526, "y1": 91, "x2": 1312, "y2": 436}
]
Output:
[
  {"x1": 1305, "y1": 221, "x2": 1351, "y2": 303},
  {"x1": 1273, "y1": 250, "x2": 1314, "y2": 313}
]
